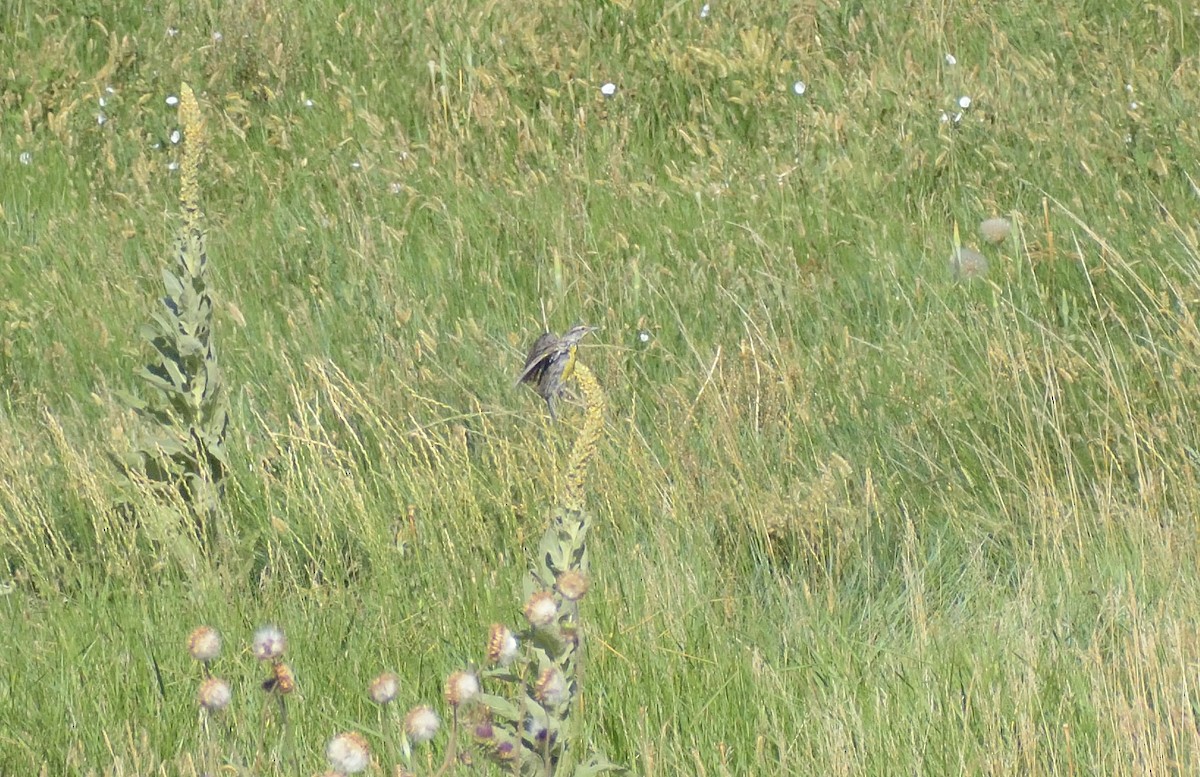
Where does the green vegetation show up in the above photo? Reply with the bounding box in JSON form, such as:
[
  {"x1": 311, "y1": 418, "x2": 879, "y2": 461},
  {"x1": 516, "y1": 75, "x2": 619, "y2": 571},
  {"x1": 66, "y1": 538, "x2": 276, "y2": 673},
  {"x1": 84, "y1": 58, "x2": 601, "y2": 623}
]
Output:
[{"x1": 2, "y1": 0, "x2": 1200, "y2": 773}]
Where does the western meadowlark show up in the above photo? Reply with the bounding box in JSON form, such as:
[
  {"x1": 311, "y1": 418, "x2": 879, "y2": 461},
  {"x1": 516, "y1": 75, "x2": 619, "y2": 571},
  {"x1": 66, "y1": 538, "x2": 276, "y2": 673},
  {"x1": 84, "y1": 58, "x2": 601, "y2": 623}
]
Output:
[{"x1": 516, "y1": 324, "x2": 597, "y2": 420}]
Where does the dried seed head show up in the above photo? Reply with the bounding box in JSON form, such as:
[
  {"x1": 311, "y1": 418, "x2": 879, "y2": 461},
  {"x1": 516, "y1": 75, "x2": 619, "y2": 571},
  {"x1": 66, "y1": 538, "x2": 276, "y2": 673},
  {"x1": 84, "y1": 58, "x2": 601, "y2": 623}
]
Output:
[
  {"x1": 326, "y1": 731, "x2": 370, "y2": 774},
  {"x1": 187, "y1": 626, "x2": 222, "y2": 663},
  {"x1": 368, "y1": 672, "x2": 400, "y2": 705},
  {"x1": 197, "y1": 676, "x2": 231, "y2": 711},
  {"x1": 486, "y1": 624, "x2": 519, "y2": 666},
  {"x1": 523, "y1": 591, "x2": 558, "y2": 627},
  {"x1": 535, "y1": 666, "x2": 569, "y2": 707},
  {"x1": 980, "y1": 217, "x2": 1012, "y2": 245},
  {"x1": 265, "y1": 661, "x2": 296, "y2": 695},
  {"x1": 948, "y1": 246, "x2": 988, "y2": 280},
  {"x1": 556, "y1": 570, "x2": 589, "y2": 601},
  {"x1": 251, "y1": 625, "x2": 286, "y2": 661},
  {"x1": 444, "y1": 670, "x2": 480, "y2": 707},
  {"x1": 405, "y1": 704, "x2": 440, "y2": 743}
]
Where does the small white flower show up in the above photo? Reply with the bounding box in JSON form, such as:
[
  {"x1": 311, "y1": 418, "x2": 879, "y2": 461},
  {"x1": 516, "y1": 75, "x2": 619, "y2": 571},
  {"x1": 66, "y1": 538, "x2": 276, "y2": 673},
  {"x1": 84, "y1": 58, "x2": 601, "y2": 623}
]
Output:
[
  {"x1": 105, "y1": 85, "x2": 115, "y2": 95},
  {"x1": 96, "y1": 113, "x2": 107, "y2": 126},
  {"x1": 600, "y1": 82, "x2": 617, "y2": 97},
  {"x1": 98, "y1": 96, "x2": 107, "y2": 108},
  {"x1": 166, "y1": 94, "x2": 180, "y2": 107},
  {"x1": 303, "y1": 98, "x2": 314, "y2": 108},
  {"x1": 167, "y1": 161, "x2": 180, "y2": 171},
  {"x1": 212, "y1": 31, "x2": 223, "y2": 42},
  {"x1": 945, "y1": 53, "x2": 957, "y2": 66},
  {"x1": 1129, "y1": 101, "x2": 1139, "y2": 111},
  {"x1": 350, "y1": 160, "x2": 362, "y2": 170},
  {"x1": 389, "y1": 181, "x2": 403, "y2": 194},
  {"x1": 700, "y1": 3, "x2": 710, "y2": 18},
  {"x1": 939, "y1": 111, "x2": 950, "y2": 124},
  {"x1": 958, "y1": 95, "x2": 971, "y2": 109},
  {"x1": 19, "y1": 151, "x2": 32, "y2": 165},
  {"x1": 793, "y1": 80, "x2": 807, "y2": 95},
  {"x1": 151, "y1": 142, "x2": 162, "y2": 150},
  {"x1": 170, "y1": 129, "x2": 181, "y2": 144},
  {"x1": 638, "y1": 330, "x2": 651, "y2": 343},
  {"x1": 1124, "y1": 133, "x2": 1133, "y2": 144},
  {"x1": 167, "y1": 26, "x2": 180, "y2": 37},
  {"x1": 1125, "y1": 83, "x2": 1134, "y2": 93}
]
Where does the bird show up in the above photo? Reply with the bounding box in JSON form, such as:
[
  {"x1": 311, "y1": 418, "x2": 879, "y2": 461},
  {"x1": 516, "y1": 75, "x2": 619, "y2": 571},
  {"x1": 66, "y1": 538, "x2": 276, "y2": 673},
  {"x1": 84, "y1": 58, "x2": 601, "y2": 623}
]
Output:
[{"x1": 516, "y1": 324, "x2": 597, "y2": 420}]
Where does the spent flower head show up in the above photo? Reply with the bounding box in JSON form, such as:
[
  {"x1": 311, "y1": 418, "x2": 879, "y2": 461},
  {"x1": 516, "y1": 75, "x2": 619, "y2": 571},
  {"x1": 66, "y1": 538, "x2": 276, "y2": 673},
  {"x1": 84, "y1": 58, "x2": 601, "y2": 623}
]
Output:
[
  {"x1": 486, "y1": 624, "x2": 519, "y2": 666},
  {"x1": 187, "y1": 626, "x2": 222, "y2": 662},
  {"x1": 326, "y1": 732, "x2": 371, "y2": 774},
  {"x1": 949, "y1": 246, "x2": 988, "y2": 280},
  {"x1": 368, "y1": 672, "x2": 400, "y2": 705},
  {"x1": 980, "y1": 217, "x2": 1012, "y2": 245},
  {"x1": 266, "y1": 661, "x2": 297, "y2": 695},
  {"x1": 197, "y1": 676, "x2": 232, "y2": 711},
  {"x1": 556, "y1": 570, "x2": 589, "y2": 601},
  {"x1": 524, "y1": 591, "x2": 559, "y2": 627},
  {"x1": 252, "y1": 625, "x2": 286, "y2": 661},
  {"x1": 405, "y1": 704, "x2": 440, "y2": 743},
  {"x1": 535, "y1": 666, "x2": 569, "y2": 707},
  {"x1": 445, "y1": 670, "x2": 480, "y2": 708}
]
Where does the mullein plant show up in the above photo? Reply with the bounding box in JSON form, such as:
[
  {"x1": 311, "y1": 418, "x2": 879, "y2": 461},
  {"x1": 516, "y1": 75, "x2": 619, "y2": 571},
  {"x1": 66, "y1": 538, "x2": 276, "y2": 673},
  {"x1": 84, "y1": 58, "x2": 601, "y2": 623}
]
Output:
[
  {"x1": 112, "y1": 81, "x2": 229, "y2": 541},
  {"x1": 375, "y1": 359, "x2": 624, "y2": 776}
]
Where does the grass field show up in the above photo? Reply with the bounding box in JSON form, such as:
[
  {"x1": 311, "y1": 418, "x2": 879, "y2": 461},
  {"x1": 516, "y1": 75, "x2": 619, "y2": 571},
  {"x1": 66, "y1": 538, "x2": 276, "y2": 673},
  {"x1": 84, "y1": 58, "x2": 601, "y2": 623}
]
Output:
[{"x1": 3, "y1": 0, "x2": 1200, "y2": 773}]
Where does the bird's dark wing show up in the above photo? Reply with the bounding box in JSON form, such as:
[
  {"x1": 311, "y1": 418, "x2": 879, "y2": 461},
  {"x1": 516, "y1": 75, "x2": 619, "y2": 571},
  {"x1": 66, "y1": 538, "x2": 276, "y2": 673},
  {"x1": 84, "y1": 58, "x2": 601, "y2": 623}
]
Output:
[{"x1": 515, "y1": 332, "x2": 558, "y2": 387}]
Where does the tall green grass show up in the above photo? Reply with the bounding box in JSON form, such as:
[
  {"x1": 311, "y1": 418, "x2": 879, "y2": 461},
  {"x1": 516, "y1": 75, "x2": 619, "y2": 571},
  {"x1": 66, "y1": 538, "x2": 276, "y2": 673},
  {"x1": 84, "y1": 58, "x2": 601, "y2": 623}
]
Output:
[{"x1": 2, "y1": 0, "x2": 1200, "y2": 773}]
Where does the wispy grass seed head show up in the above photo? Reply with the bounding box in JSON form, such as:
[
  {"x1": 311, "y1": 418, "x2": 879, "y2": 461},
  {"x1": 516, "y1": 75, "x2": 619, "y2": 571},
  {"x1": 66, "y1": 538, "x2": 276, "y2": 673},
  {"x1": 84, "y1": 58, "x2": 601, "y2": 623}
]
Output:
[
  {"x1": 524, "y1": 591, "x2": 558, "y2": 627},
  {"x1": 251, "y1": 625, "x2": 286, "y2": 661},
  {"x1": 368, "y1": 672, "x2": 400, "y2": 705},
  {"x1": 486, "y1": 624, "x2": 519, "y2": 666},
  {"x1": 187, "y1": 626, "x2": 222, "y2": 663},
  {"x1": 404, "y1": 704, "x2": 440, "y2": 743},
  {"x1": 197, "y1": 676, "x2": 231, "y2": 712},
  {"x1": 326, "y1": 731, "x2": 370, "y2": 775}
]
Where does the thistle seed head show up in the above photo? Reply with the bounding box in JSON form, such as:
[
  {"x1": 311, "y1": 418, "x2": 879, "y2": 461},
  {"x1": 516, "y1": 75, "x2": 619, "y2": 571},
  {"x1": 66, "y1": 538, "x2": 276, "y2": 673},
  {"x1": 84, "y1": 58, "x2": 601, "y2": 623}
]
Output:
[
  {"x1": 486, "y1": 624, "x2": 519, "y2": 666},
  {"x1": 187, "y1": 626, "x2": 222, "y2": 663},
  {"x1": 326, "y1": 731, "x2": 370, "y2": 774},
  {"x1": 368, "y1": 672, "x2": 400, "y2": 705},
  {"x1": 197, "y1": 676, "x2": 231, "y2": 711},
  {"x1": 524, "y1": 591, "x2": 558, "y2": 628},
  {"x1": 444, "y1": 670, "x2": 480, "y2": 707},
  {"x1": 251, "y1": 625, "x2": 286, "y2": 662},
  {"x1": 404, "y1": 704, "x2": 440, "y2": 743}
]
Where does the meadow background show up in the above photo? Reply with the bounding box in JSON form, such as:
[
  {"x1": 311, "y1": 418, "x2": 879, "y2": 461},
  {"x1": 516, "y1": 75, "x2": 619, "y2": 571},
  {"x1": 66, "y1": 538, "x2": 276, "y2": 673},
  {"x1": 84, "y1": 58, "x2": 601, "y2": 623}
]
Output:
[{"x1": 2, "y1": 0, "x2": 1200, "y2": 773}]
